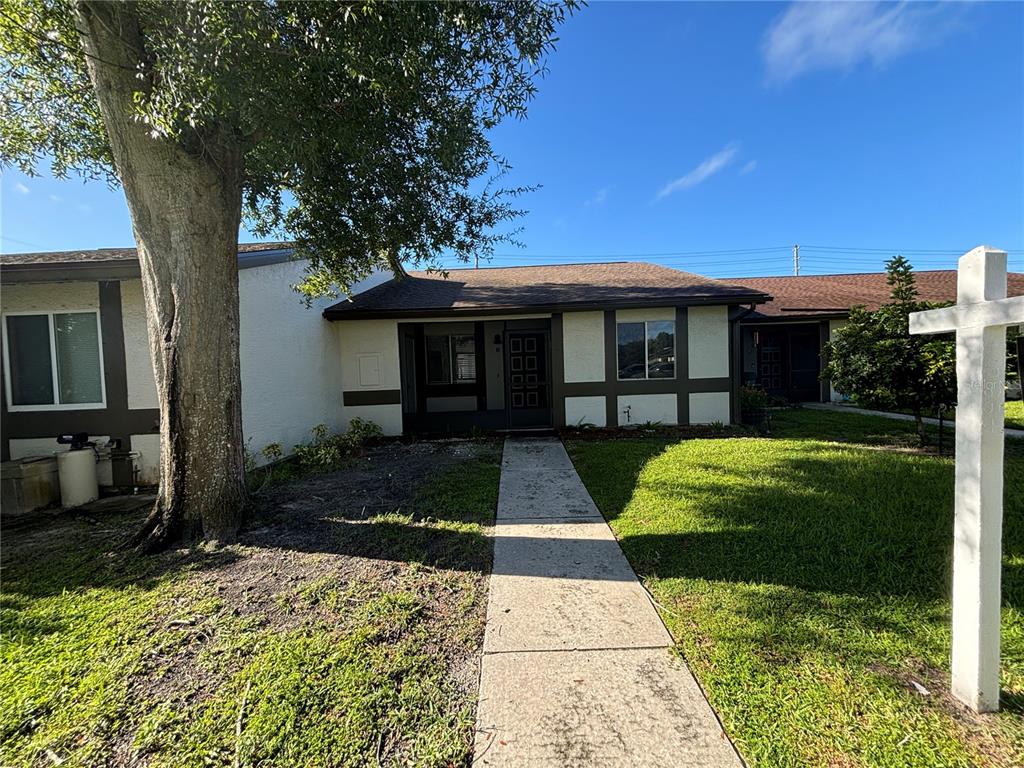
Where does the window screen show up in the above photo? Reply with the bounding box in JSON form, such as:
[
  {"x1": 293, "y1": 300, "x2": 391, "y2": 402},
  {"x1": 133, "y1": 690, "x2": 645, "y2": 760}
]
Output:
[
  {"x1": 616, "y1": 322, "x2": 646, "y2": 379},
  {"x1": 646, "y1": 321, "x2": 675, "y2": 379},
  {"x1": 5, "y1": 312, "x2": 103, "y2": 407},
  {"x1": 6, "y1": 315, "x2": 54, "y2": 405},
  {"x1": 54, "y1": 312, "x2": 103, "y2": 404},
  {"x1": 453, "y1": 335, "x2": 476, "y2": 382},
  {"x1": 617, "y1": 320, "x2": 675, "y2": 380},
  {"x1": 425, "y1": 333, "x2": 477, "y2": 385},
  {"x1": 425, "y1": 335, "x2": 452, "y2": 385}
]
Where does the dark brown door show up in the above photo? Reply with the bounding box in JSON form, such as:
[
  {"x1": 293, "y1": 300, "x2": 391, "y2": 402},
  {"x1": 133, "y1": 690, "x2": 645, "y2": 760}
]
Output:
[
  {"x1": 788, "y1": 331, "x2": 820, "y2": 401},
  {"x1": 757, "y1": 332, "x2": 784, "y2": 395},
  {"x1": 506, "y1": 332, "x2": 551, "y2": 428}
]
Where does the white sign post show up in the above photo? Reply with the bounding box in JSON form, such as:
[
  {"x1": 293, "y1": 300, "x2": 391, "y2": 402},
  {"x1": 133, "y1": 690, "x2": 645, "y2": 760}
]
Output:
[{"x1": 909, "y1": 245, "x2": 1024, "y2": 713}]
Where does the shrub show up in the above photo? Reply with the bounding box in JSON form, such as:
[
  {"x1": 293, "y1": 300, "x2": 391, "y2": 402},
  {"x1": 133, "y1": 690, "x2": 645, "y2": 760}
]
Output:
[
  {"x1": 342, "y1": 417, "x2": 383, "y2": 449},
  {"x1": 740, "y1": 386, "x2": 769, "y2": 411},
  {"x1": 293, "y1": 420, "x2": 383, "y2": 473},
  {"x1": 294, "y1": 424, "x2": 347, "y2": 472}
]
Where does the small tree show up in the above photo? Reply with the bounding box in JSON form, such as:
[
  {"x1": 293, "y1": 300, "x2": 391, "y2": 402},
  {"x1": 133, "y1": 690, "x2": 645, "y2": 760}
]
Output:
[
  {"x1": 823, "y1": 256, "x2": 956, "y2": 442},
  {"x1": 0, "y1": 1, "x2": 574, "y2": 550}
]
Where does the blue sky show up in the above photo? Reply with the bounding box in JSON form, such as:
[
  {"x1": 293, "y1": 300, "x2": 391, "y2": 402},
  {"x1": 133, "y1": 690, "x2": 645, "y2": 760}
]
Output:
[{"x1": 2, "y1": 1, "x2": 1022, "y2": 277}]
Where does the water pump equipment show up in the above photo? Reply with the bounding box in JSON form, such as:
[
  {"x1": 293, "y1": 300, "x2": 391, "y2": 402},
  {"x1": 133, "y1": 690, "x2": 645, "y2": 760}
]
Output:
[{"x1": 55, "y1": 432, "x2": 99, "y2": 507}]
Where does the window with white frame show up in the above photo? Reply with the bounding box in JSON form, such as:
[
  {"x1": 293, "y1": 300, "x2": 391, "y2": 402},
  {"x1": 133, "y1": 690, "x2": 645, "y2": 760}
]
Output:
[
  {"x1": 425, "y1": 334, "x2": 476, "y2": 385},
  {"x1": 617, "y1": 320, "x2": 675, "y2": 380},
  {"x1": 3, "y1": 311, "x2": 105, "y2": 409}
]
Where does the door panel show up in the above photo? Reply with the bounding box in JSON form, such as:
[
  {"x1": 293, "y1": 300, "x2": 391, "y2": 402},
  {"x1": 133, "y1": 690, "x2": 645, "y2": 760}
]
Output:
[{"x1": 507, "y1": 332, "x2": 551, "y2": 428}]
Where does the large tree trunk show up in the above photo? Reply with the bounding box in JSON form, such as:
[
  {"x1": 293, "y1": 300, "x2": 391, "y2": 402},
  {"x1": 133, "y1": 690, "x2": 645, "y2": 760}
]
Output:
[{"x1": 75, "y1": 2, "x2": 247, "y2": 550}]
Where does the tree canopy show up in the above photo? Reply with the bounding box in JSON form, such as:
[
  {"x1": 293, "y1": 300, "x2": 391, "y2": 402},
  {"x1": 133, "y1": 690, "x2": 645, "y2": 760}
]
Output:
[
  {"x1": 822, "y1": 255, "x2": 956, "y2": 440},
  {"x1": 1, "y1": 0, "x2": 574, "y2": 287}
]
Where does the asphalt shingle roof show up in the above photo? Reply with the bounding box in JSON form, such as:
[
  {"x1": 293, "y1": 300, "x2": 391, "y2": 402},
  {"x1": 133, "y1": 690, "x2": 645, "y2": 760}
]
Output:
[
  {"x1": 324, "y1": 262, "x2": 770, "y2": 318},
  {"x1": 736, "y1": 270, "x2": 1024, "y2": 319},
  {"x1": 0, "y1": 242, "x2": 293, "y2": 267}
]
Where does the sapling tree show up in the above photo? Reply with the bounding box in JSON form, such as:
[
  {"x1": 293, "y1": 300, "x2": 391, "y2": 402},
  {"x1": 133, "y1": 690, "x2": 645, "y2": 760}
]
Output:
[
  {"x1": 823, "y1": 256, "x2": 956, "y2": 443},
  {"x1": 0, "y1": 0, "x2": 573, "y2": 549}
]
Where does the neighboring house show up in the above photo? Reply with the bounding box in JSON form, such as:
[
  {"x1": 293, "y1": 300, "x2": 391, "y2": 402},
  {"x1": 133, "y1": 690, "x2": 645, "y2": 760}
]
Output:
[
  {"x1": 322, "y1": 262, "x2": 769, "y2": 433},
  {"x1": 0, "y1": 245, "x2": 387, "y2": 483},
  {"x1": 736, "y1": 270, "x2": 1024, "y2": 403}
]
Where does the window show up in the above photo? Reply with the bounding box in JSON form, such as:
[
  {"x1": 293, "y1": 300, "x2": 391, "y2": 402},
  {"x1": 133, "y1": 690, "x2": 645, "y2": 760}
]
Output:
[
  {"x1": 617, "y1": 320, "x2": 675, "y2": 380},
  {"x1": 3, "y1": 311, "x2": 105, "y2": 409},
  {"x1": 425, "y1": 334, "x2": 476, "y2": 385}
]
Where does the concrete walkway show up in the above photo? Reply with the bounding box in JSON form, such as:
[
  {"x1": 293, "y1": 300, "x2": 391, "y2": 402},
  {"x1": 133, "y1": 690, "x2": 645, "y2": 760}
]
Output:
[
  {"x1": 473, "y1": 438, "x2": 742, "y2": 767},
  {"x1": 804, "y1": 402, "x2": 1024, "y2": 439}
]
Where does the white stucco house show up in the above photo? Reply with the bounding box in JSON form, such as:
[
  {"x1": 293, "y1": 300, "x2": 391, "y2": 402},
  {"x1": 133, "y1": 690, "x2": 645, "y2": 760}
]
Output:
[{"x1": 3, "y1": 244, "x2": 1020, "y2": 488}]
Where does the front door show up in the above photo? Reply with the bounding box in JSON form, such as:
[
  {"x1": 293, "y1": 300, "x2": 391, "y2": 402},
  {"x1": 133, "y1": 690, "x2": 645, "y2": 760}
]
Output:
[
  {"x1": 788, "y1": 331, "x2": 820, "y2": 401},
  {"x1": 506, "y1": 331, "x2": 551, "y2": 428}
]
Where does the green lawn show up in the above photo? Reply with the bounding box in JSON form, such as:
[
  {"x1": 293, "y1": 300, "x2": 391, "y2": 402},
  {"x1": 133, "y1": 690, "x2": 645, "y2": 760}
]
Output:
[
  {"x1": 1, "y1": 443, "x2": 501, "y2": 768},
  {"x1": 1008, "y1": 400, "x2": 1024, "y2": 430},
  {"x1": 567, "y1": 410, "x2": 1024, "y2": 767},
  {"x1": 825, "y1": 399, "x2": 1024, "y2": 431}
]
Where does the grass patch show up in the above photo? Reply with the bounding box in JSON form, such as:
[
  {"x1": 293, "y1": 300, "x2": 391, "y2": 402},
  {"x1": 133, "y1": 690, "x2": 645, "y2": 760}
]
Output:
[
  {"x1": 822, "y1": 400, "x2": 1024, "y2": 432},
  {"x1": 1007, "y1": 401, "x2": 1024, "y2": 431},
  {"x1": 1, "y1": 441, "x2": 501, "y2": 768},
  {"x1": 567, "y1": 409, "x2": 1023, "y2": 767}
]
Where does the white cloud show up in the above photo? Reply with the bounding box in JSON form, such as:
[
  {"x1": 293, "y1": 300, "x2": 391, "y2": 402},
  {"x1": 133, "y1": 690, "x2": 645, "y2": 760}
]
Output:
[
  {"x1": 656, "y1": 143, "x2": 739, "y2": 200},
  {"x1": 763, "y1": 2, "x2": 960, "y2": 83},
  {"x1": 584, "y1": 187, "x2": 609, "y2": 207},
  {"x1": 740, "y1": 160, "x2": 758, "y2": 175},
  {"x1": 13, "y1": 181, "x2": 29, "y2": 195}
]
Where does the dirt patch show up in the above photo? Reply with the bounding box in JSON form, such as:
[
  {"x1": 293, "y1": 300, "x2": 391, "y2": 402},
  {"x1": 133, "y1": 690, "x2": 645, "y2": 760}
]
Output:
[{"x1": 2, "y1": 439, "x2": 501, "y2": 767}]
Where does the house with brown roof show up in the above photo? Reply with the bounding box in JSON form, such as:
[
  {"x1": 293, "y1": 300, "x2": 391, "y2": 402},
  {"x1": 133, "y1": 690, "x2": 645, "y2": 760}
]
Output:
[
  {"x1": 735, "y1": 270, "x2": 1024, "y2": 402},
  {"x1": 323, "y1": 262, "x2": 769, "y2": 433},
  {"x1": 2, "y1": 245, "x2": 1020, "y2": 489}
]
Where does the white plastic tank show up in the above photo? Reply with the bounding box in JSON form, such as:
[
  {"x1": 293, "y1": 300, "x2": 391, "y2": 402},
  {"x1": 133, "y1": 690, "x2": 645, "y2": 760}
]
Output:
[{"x1": 57, "y1": 449, "x2": 99, "y2": 507}]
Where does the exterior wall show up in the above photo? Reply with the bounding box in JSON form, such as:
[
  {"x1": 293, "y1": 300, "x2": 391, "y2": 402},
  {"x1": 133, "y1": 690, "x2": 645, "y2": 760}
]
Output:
[
  {"x1": 129, "y1": 433, "x2": 161, "y2": 485},
  {"x1": 336, "y1": 317, "x2": 403, "y2": 435},
  {"x1": 617, "y1": 393, "x2": 677, "y2": 425},
  {"x1": 688, "y1": 392, "x2": 731, "y2": 424},
  {"x1": 239, "y1": 259, "x2": 347, "y2": 456},
  {"x1": 484, "y1": 320, "x2": 506, "y2": 410},
  {"x1": 564, "y1": 395, "x2": 606, "y2": 428},
  {"x1": 120, "y1": 280, "x2": 159, "y2": 410},
  {"x1": 687, "y1": 306, "x2": 729, "y2": 379},
  {"x1": 2, "y1": 262, "x2": 391, "y2": 475},
  {"x1": 562, "y1": 311, "x2": 604, "y2": 382},
  {"x1": 3, "y1": 281, "x2": 99, "y2": 313},
  {"x1": 553, "y1": 305, "x2": 738, "y2": 429}
]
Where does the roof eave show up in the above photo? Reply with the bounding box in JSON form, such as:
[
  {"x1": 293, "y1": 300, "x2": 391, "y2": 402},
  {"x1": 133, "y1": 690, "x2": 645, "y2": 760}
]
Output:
[
  {"x1": 323, "y1": 292, "x2": 772, "y2": 321},
  {"x1": 0, "y1": 248, "x2": 295, "y2": 284}
]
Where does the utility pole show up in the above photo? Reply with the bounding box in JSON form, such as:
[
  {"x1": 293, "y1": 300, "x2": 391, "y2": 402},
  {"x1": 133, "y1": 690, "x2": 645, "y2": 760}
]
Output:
[{"x1": 793, "y1": 244, "x2": 800, "y2": 276}]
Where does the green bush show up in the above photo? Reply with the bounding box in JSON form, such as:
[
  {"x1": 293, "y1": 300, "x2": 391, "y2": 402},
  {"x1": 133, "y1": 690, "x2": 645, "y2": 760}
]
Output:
[
  {"x1": 293, "y1": 420, "x2": 383, "y2": 473},
  {"x1": 343, "y1": 417, "x2": 383, "y2": 449},
  {"x1": 739, "y1": 385, "x2": 769, "y2": 411}
]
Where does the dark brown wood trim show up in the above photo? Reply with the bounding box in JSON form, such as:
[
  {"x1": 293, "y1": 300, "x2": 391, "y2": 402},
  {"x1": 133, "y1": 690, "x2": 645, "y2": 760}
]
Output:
[
  {"x1": 343, "y1": 389, "x2": 402, "y2": 406},
  {"x1": 688, "y1": 377, "x2": 732, "y2": 393},
  {"x1": 550, "y1": 313, "x2": 566, "y2": 428},
  {"x1": 730, "y1": 320, "x2": 741, "y2": 422},
  {"x1": 818, "y1": 320, "x2": 831, "y2": 402},
  {"x1": 676, "y1": 307, "x2": 689, "y2": 426},
  {"x1": 603, "y1": 311, "x2": 618, "y2": 427}
]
